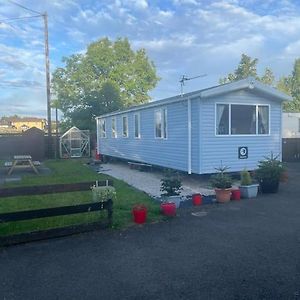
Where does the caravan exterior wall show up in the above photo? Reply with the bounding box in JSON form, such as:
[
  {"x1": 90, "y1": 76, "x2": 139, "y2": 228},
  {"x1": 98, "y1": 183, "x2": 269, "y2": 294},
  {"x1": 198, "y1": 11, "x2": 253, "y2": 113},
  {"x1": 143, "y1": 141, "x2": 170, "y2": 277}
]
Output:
[
  {"x1": 199, "y1": 90, "x2": 282, "y2": 174},
  {"x1": 96, "y1": 78, "x2": 289, "y2": 175},
  {"x1": 97, "y1": 99, "x2": 201, "y2": 173}
]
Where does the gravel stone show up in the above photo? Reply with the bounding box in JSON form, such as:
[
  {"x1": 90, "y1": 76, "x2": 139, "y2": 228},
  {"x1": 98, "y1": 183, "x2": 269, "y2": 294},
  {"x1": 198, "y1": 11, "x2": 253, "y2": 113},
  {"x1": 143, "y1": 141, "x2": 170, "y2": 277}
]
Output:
[{"x1": 97, "y1": 161, "x2": 215, "y2": 198}]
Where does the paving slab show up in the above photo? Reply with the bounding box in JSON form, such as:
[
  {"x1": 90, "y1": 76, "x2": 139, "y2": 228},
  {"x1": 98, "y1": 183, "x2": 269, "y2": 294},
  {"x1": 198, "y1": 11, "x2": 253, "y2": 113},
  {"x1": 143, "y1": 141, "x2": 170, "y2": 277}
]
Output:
[{"x1": 97, "y1": 161, "x2": 215, "y2": 198}]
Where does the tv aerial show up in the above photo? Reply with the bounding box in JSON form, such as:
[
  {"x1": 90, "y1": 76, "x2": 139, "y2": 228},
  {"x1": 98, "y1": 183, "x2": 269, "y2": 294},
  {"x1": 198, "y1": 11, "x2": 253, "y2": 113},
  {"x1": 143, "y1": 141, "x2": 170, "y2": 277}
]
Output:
[{"x1": 180, "y1": 74, "x2": 207, "y2": 96}]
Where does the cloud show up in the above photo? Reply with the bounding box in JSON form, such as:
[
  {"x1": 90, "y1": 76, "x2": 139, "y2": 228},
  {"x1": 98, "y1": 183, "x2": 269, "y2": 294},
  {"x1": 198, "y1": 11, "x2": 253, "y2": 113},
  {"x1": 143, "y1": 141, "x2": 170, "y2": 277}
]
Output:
[{"x1": 1, "y1": 0, "x2": 300, "y2": 116}]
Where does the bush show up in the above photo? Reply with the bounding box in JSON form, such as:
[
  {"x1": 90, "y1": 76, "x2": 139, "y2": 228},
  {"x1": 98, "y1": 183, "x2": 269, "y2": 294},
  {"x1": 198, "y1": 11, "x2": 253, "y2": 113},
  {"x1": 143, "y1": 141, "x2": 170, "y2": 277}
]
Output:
[
  {"x1": 240, "y1": 169, "x2": 252, "y2": 186},
  {"x1": 160, "y1": 169, "x2": 183, "y2": 196},
  {"x1": 210, "y1": 165, "x2": 233, "y2": 189},
  {"x1": 91, "y1": 186, "x2": 117, "y2": 202},
  {"x1": 255, "y1": 153, "x2": 285, "y2": 183}
]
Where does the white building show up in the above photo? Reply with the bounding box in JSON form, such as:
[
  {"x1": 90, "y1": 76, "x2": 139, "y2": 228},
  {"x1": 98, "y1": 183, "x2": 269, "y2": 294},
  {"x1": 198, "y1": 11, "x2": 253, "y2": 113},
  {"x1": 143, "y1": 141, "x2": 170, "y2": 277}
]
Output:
[{"x1": 282, "y1": 113, "x2": 300, "y2": 138}]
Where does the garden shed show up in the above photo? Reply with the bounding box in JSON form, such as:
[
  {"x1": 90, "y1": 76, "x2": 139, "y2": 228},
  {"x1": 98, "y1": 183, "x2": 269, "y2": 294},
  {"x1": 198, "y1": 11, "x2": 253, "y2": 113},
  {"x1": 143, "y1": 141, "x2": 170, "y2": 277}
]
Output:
[
  {"x1": 60, "y1": 127, "x2": 90, "y2": 158},
  {"x1": 96, "y1": 77, "x2": 291, "y2": 174}
]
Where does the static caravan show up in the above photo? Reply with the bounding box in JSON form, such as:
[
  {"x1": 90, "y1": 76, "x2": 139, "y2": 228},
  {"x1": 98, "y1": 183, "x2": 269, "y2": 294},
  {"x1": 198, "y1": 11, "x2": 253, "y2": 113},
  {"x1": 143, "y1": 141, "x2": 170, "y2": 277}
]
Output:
[{"x1": 96, "y1": 77, "x2": 291, "y2": 174}]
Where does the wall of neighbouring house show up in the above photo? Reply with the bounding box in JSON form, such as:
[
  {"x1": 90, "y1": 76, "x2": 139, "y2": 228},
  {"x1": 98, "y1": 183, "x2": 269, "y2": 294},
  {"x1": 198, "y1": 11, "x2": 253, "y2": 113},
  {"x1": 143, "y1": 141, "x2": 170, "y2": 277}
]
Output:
[{"x1": 282, "y1": 113, "x2": 300, "y2": 138}]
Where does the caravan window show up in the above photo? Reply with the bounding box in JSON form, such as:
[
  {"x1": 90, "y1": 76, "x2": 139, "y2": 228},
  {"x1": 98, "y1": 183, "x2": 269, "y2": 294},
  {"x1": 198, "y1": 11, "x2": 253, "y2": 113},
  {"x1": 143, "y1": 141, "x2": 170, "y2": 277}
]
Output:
[
  {"x1": 216, "y1": 104, "x2": 270, "y2": 136},
  {"x1": 155, "y1": 109, "x2": 167, "y2": 139},
  {"x1": 99, "y1": 119, "x2": 106, "y2": 138},
  {"x1": 122, "y1": 116, "x2": 128, "y2": 137},
  {"x1": 134, "y1": 113, "x2": 141, "y2": 138},
  {"x1": 111, "y1": 117, "x2": 117, "y2": 138}
]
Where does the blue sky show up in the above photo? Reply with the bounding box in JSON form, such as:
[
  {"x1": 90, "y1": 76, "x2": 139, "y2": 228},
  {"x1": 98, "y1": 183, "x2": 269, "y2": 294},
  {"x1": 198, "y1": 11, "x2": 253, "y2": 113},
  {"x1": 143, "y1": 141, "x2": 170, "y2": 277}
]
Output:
[{"x1": 1, "y1": 0, "x2": 300, "y2": 118}]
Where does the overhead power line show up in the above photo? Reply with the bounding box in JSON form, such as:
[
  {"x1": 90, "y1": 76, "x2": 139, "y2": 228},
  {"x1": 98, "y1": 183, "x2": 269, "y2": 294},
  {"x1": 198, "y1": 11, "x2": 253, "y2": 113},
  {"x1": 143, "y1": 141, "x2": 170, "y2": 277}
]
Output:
[
  {"x1": 7, "y1": 0, "x2": 42, "y2": 15},
  {"x1": 0, "y1": 15, "x2": 42, "y2": 22},
  {"x1": 3, "y1": 0, "x2": 52, "y2": 148}
]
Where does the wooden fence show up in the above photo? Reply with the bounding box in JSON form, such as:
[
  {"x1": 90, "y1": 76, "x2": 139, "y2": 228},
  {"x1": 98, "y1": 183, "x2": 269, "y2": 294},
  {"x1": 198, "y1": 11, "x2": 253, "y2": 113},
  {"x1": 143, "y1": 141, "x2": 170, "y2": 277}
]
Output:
[
  {"x1": 282, "y1": 138, "x2": 300, "y2": 162},
  {"x1": 0, "y1": 180, "x2": 114, "y2": 246}
]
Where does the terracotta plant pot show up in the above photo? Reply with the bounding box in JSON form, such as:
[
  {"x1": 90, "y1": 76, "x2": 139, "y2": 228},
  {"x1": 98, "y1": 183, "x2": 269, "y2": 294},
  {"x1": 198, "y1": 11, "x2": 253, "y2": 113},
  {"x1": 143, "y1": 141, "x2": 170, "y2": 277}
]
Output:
[
  {"x1": 231, "y1": 189, "x2": 241, "y2": 201},
  {"x1": 132, "y1": 204, "x2": 147, "y2": 224},
  {"x1": 215, "y1": 188, "x2": 232, "y2": 203},
  {"x1": 280, "y1": 171, "x2": 288, "y2": 183},
  {"x1": 192, "y1": 193, "x2": 202, "y2": 206},
  {"x1": 160, "y1": 202, "x2": 176, "y2": 216}
]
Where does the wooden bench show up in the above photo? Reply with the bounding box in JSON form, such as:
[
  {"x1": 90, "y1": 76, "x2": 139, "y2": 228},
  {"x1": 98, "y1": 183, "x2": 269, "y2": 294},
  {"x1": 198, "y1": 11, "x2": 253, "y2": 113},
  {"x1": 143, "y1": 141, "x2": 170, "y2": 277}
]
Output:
[
  {"x1": 4, "y1": 161, "x2": 12, "y2": 167},
  {"x1": 128, "y1": 161, "x2": 153, "y2": 171},
  {"x1": 5, "y1": 161, "x2": 41, "y2": 167}
]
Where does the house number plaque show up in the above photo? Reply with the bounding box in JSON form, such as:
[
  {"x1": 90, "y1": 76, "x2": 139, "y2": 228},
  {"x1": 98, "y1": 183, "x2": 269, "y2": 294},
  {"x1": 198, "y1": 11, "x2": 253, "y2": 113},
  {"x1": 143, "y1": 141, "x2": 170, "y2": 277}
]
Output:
[{"x1": 238, "y1": 147, "x2": 248, "y2": 159}]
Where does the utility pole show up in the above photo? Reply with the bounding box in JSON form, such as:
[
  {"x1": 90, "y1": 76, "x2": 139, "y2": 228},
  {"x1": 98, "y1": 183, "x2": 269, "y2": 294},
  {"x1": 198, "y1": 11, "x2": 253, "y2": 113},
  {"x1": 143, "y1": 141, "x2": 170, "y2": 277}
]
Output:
[{"x1": 43, "y1": 12, "x2": 52, "y2": 156}]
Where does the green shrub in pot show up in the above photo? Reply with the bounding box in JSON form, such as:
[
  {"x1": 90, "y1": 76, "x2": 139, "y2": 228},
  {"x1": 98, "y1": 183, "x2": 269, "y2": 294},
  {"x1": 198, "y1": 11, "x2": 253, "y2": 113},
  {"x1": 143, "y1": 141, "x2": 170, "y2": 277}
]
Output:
[
  {"x1": 210, "y1": 165, "x2": 233, "y2": 203},
  {"x1": 160, "y1": 169, "x2": 183, "y2": 208},
  {"x1": 91, "y1": 185, "x2": 117, "y2": 202},
  {"x1": 239, "y1": 169, "x2": 259, "y2": 198},
  {"x1": 255, "y1": 153, "x2": 285, "y2": 193}
]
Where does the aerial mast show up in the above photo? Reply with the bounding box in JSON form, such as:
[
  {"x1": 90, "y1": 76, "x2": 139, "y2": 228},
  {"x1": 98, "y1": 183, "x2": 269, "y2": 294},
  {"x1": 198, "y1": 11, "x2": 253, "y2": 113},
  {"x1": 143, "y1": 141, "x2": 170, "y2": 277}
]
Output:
[{"x1": 180, "y1": 74, "x2": 207, "y2": 96}]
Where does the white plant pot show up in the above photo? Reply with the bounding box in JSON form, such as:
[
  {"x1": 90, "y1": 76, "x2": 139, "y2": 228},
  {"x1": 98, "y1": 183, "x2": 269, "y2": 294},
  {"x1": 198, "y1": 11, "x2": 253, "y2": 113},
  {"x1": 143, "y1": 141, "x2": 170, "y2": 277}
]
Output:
[
  {"x1": 239, "y1": 184, "x2": 259, "y2": 198},
  {"x1": 165, "y1": 195, "x2": 182, "y2": 208}
]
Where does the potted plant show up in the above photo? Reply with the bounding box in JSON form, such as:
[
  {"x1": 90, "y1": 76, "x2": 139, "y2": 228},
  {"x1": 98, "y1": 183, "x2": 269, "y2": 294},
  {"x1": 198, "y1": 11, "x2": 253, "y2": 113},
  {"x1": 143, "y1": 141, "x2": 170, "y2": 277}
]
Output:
[
  {"x1": 239, "y1": 169, "x2": 259, "y2": 198},
  {"x1": 91, "y1": 185, "x2": 117, "y2": 202},
  {"x1": 132, "y1": 204, "x2": 147, "y2": 224},
  {"x1": 255, "y1": 153, "x2": 285, "y2": 193},
  {"x1": 160, "y1": 169, "x2": 183, "y2": 214},
  {"x1": 210, "y1": 165, "x2": 233, "y2": 203},
  {"x1": 192, "y1": 193, "x2": 202, "y2": 206}
]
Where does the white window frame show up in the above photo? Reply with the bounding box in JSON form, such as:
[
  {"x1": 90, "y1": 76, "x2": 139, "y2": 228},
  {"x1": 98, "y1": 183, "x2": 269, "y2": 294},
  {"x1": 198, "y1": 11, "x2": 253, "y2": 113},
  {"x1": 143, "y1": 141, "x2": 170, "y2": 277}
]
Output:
[
  {"x1": 215, "y1": 103, "x2": 270, "y2": 137},
  {"x1": 134, "y1": 113, "x2": 141, "y2": 139},
  {"x1": 99, "y1": 119, "x2": 106, "y2": 138},
  {"x1": 122, "y1": 115, "x2": 128, "y2": 138},
  {"x1": 111, "y1": 117, "x2": 117, "y2": 138},
  {"x1": 154, "y1": 108, "x2": 167, "y2": 139}
]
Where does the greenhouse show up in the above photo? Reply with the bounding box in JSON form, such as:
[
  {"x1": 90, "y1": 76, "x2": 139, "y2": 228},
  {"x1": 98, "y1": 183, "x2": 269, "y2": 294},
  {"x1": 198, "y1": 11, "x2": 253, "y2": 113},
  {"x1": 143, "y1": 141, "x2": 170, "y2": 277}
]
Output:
[{"x1": 60, "y1": 127, "x2": 90, "y2": 158}]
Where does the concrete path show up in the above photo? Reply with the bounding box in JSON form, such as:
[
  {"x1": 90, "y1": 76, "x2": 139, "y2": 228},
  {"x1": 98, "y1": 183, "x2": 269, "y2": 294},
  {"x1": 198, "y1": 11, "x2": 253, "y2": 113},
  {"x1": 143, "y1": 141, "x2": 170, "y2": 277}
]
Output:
[
  {"x1": 1, "y1": 164, "x2": 300, "y2": 299},
  {"x1": 97, "y1": 161, "x2": 215, "y2": 197}
]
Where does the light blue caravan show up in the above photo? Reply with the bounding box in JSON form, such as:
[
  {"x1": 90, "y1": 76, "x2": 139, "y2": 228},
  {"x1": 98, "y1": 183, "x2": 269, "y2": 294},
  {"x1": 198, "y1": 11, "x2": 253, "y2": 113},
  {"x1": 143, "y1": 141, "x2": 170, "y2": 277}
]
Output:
[{"x1": 96, "y1": 77, "x2": 291, "y2": 174}]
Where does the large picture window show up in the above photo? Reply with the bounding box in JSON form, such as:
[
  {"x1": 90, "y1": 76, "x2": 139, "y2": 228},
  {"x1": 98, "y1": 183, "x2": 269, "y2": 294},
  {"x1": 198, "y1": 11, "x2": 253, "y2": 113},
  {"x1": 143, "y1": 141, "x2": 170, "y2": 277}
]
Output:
[
  {"x1": 216, "y1": 104, "x2": 270, "y2": 136},
  {"x1": 258, "y1": 106, "x2": 269, "y2": 134},
  {"x1": 231, "y1": 105, "x2": 256, "y2": 135},
  {"x1": 216, "y1": 104, "x2": 229, "y2": 135},
  {"x1": 155, "y1": 109, "x2": 167, "y2": 138},
  {"x1": 122, "y1": 116, "x2": 128, "y2": 137},
  {"x1": 134, "y1": 113, "x2": 140, "y2": 138},
  {"x1": 99, "y1": 119, "x2": 106, "y2": 138}
]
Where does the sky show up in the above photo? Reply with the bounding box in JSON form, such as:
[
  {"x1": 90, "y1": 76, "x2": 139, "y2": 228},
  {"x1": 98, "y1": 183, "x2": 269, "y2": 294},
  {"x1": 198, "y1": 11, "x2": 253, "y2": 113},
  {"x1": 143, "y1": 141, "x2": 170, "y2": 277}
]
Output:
[{"x1": 1, "y1": 0, "x2": 300, "y2": 118}]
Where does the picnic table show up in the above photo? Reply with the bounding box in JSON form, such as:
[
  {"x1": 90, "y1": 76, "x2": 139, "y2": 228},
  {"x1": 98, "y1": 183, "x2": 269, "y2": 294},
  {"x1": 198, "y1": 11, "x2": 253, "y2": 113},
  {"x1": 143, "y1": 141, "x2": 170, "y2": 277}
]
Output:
[{"x1": 7, "y1": 155, "x2": 39, "y2": 175}]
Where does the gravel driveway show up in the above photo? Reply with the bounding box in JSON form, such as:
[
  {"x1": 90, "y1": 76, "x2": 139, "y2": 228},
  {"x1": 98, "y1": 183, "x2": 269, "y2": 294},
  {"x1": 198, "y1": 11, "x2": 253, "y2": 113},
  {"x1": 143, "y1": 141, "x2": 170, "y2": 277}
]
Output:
[{"x1": 97, "y1": 161, "x2": 215, "y2": 197}]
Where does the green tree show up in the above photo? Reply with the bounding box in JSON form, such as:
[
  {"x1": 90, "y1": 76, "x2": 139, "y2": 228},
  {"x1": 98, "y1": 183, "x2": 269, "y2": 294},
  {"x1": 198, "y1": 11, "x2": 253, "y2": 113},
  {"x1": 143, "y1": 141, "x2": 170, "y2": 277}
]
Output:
[
  {"x1": 278, "y1": 58, "x2": 300, "y2": 112},
  {"x1": 52, "y1": 38, "x2": 160, "y2": 131},
  {"x1": 220, "y1": 53, "x2": 275, "y2": 85},
  {"x1": 260, "y1": 67, "x2": 275, "y2": 85}
]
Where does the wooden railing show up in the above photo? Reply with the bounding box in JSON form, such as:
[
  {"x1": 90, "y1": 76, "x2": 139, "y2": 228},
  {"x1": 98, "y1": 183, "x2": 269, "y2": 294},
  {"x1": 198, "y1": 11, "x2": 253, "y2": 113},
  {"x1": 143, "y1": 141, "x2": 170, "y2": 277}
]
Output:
[{"x1": 0, "y1": 180, "x2": 114, "y2": 246}]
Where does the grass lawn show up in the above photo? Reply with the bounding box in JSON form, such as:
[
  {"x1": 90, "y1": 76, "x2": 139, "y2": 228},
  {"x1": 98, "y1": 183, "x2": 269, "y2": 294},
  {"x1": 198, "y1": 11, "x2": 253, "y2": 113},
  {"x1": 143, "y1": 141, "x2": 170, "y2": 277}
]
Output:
[{"x1": 0, "y1": 159, "x2": 162, "y2": 237}]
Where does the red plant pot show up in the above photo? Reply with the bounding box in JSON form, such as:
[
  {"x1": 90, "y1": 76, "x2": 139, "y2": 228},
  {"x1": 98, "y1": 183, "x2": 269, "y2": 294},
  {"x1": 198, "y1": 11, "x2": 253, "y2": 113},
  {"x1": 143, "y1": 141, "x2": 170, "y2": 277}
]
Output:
[
  {"x1": 132, "y1": 205, "x2": 147, "y2": 224},
  {"x1": 231, "y1": 189, "x2": 241, "y2": 201},
  {"x1": 192, "y1": 193, "x2": 202, "y2": 206},
  {"x1": 160, "y1": 202, "x2": 176, "y2": 216}
]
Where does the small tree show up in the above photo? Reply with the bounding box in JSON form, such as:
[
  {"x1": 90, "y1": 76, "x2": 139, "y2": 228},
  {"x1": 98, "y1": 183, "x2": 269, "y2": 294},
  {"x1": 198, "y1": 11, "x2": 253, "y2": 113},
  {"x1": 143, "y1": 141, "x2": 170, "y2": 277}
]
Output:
[
  {"x1": 210, "y1": 165, "x2": 233, "y2": 189},
  {"x1": 160, "y1": 169, "x2": 183, "y2": 196}
]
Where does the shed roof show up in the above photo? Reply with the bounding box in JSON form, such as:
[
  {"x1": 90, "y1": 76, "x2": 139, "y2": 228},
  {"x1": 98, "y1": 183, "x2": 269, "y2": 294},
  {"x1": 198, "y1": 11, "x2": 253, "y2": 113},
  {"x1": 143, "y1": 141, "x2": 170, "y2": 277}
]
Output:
[{"x1": 96, "y1": 77, "x2": 292, "y2": 119}]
